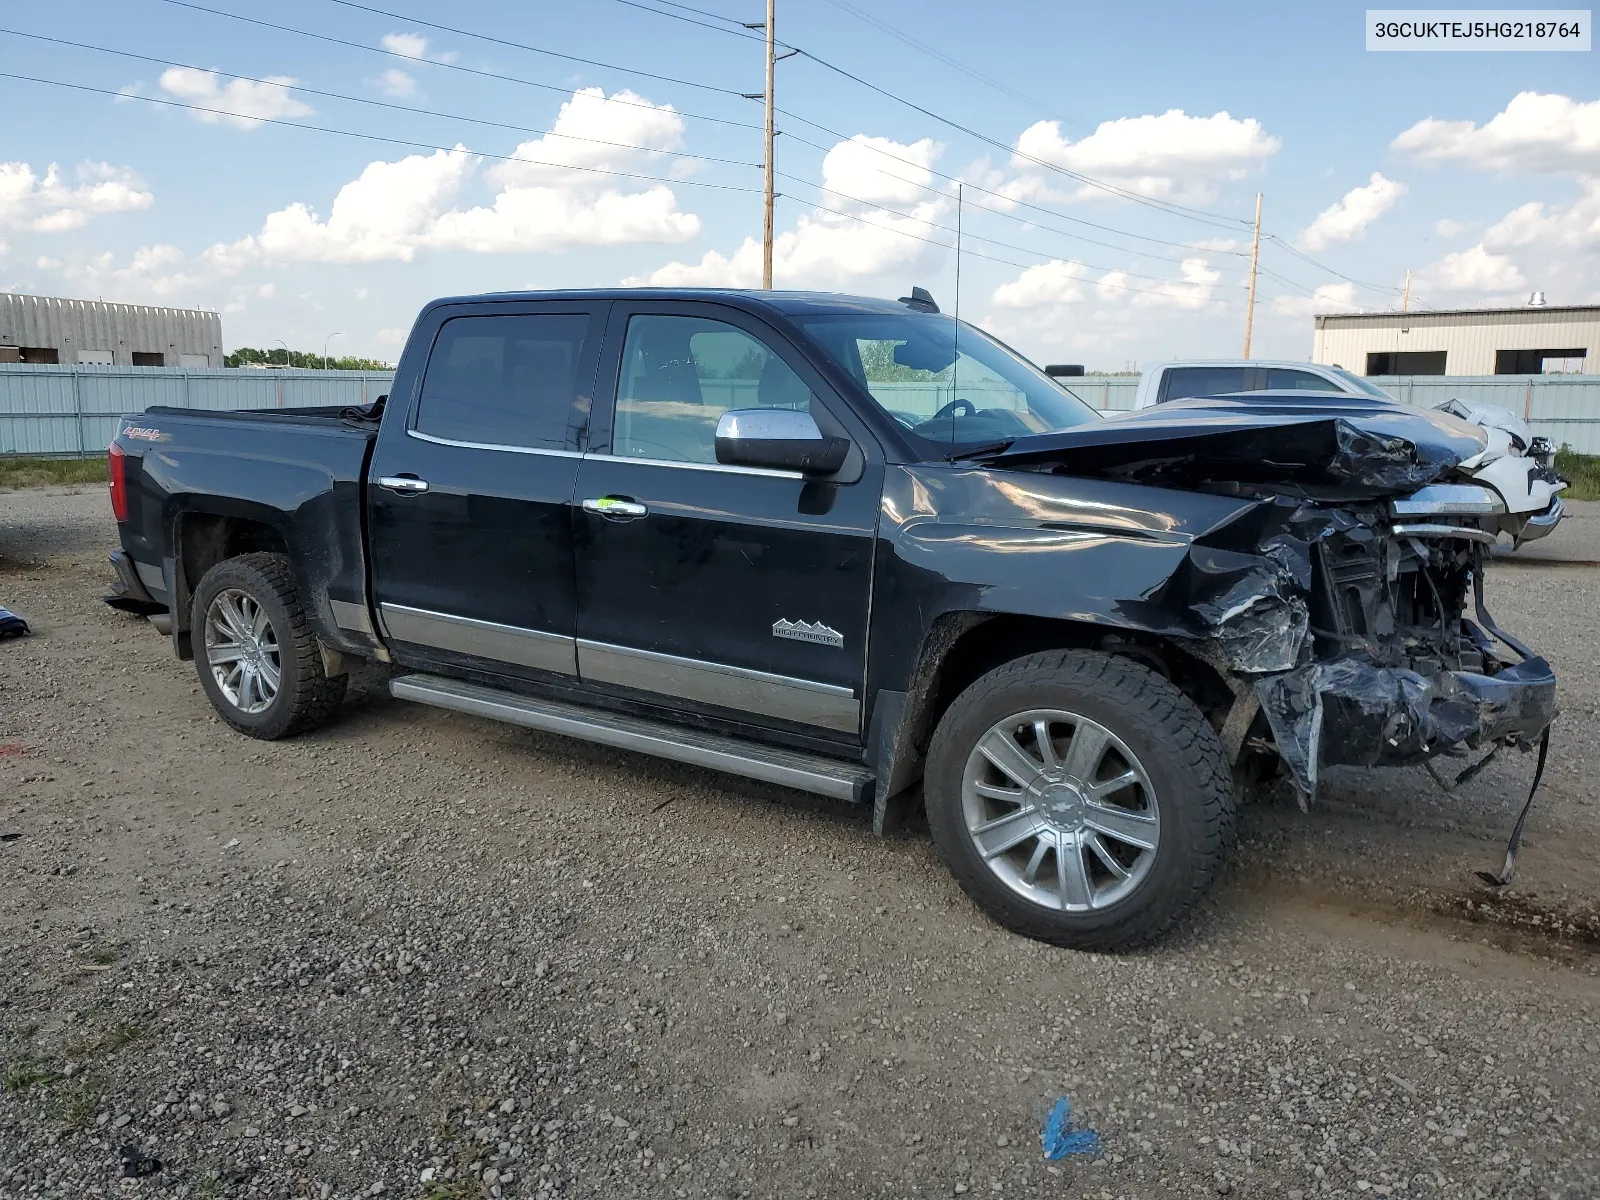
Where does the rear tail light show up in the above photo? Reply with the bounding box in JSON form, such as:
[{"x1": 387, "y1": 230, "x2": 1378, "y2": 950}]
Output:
[{"x1": 108, "y1": 443, "x2": 129, "y2": 523}]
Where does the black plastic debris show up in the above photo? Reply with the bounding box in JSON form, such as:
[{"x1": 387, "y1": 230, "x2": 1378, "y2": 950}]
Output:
[
  {"x1": 1254, "y1": 656, "x2": 1557, "y2": 797},
  {"x1": 0, "y1": 832, "x2": 21, "y2": 843},
  {"x1": 119, "y1": 1144, "x2": 163, "y2": 1178},
  {"x1": 0, "y1": 606, "x2": 29, "y2": 639}
]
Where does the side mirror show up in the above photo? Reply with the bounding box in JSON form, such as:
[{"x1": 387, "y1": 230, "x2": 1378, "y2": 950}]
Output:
[
  {"x1": 1045, "y1": 364, "x2": 1085, "y2": 378},
  {"x1": 714, "y1": 408, "x2": 850, "y2": 475}
]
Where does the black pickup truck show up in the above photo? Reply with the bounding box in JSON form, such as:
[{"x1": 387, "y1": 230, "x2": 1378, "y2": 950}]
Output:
[{"x1": 105, "y1": 287, "x2": 1561, "y2": 950}]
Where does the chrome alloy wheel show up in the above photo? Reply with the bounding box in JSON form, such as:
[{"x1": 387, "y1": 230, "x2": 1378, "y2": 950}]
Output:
[
  {"x1": 960, "y1": 709, "x2": 1160, "y2": 912},
  {"x1": 203, "y1": 587, "x2": 281, "y2": 714}
]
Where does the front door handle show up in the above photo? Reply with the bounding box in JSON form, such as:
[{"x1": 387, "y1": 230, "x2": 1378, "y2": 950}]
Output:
[
  {"x1": 378, "y1": 475, "x2": 429, "y2": 495},
  {"x1": 582, "y1": 496, "x2": 648, "y2": 521}
]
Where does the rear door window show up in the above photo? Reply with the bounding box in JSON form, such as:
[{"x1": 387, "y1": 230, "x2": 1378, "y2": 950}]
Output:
[
  {"x1": 1263, "y1": 368, "x2": 1338, "y2": 392},
  {"x1": 416, "y1": 313, "x2": 591, "y2": 449},
  {"x1": 1159, "y1": 366, "x2": 1247, "y2": 402}
]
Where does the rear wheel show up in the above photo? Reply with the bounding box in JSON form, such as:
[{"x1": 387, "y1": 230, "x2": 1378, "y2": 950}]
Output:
[
  {"x1": 925, "y1": 650, "x2": 1235, "y2": 951},
  {"x1": 190, "y1": 552, "x2": 345, "y2": 739}
]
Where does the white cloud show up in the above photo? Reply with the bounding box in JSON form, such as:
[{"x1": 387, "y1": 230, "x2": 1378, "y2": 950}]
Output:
[
  {"x1": 158, "y1": 67, "x2": 312, "y2": 129},
  {"x1": 991, "y1": 259, "x2": 1088, "y2": 309},
  {"x1": 627, "y1": 134, "x2": 949, "y2": 289},
  {"x1": 192, "y1": 89, "x2": 701, "y2": 268},
  {"x1": 222, "y1": 147, "x2": 476, "y2": 265},
  {"x1": 487, "y1": 88, "x2": 686, "y2": 188},
  {"x1": 1272, "y1": 281, "x2": 1360, "y2": 317},
  {"x1": 1299, "y1": 173, "x2": 1405, "y2": 251},
  {"x1": 821, "y1": 136, "x2": 943, "y2": 208},
  {"x1": 372, "y1": 68, "x2": 418, "y2": 99},
  {"x1": 981, "y1": 253, "x2": 1232, "y2": 360},
  {"x1": 1435, "y1": 217, "x2": 1467, "y2": 238},
  {"x1": 1392, "y1": 92, "x2": 1600, "y2": 175},
  {"x1": 1011, "y1": 109, "x2": 1280, "y2": 202},
  {"x1": 381, "y1": 32, "x2": 429, "y2": 59},
  {"x1": 55, "y1": 243, "x2": 202, "y2": 302},
  {"x1": 1416, "y1": 244, "x2": 1528, "y2": 294},
  {"x1": 0, "y1": 161, "x2": 153, "y2": 232},
  {"x1": 1483, "y1": 178, "x2": 1600, "y2": 251}
]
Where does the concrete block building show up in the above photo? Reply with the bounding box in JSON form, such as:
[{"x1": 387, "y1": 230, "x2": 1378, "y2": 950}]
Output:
[{"x1": 0, "y1": 293, "x2": 223, "y2": 367}]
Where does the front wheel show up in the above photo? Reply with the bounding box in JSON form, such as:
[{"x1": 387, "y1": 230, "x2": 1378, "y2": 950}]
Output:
[
  {"x1": 925, "y1": 650, "x2": 1235, "y2": 951},
  {"x1": 190, "y1": 552, "x2": 346, "y2": 739}
]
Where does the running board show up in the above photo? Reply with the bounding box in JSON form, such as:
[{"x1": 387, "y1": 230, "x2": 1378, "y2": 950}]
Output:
[{"x1": 389, "y1": 674, "x2": 873, "y2": 803}]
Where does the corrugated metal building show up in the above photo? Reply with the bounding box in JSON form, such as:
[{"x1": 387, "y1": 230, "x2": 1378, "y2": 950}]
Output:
[
  {"x1": 1313, "y1": 304, "x2": 1599, "y2": 377},
  {"x1": 0, "y1": 292, "x2": 223, "y2": 367}
]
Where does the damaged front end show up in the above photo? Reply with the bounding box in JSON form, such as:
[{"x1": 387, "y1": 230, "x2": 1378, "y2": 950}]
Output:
[
  {"x1": 1189, "y1": 490, "x2": 1557, "y2": 801},
  {"x1": 984, "y1": 395, "x2": 1562, "y2": 874}
]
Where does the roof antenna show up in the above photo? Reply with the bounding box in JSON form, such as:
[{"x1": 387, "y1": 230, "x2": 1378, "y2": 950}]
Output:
[{"x1": 950, "y1": 182, "x2": 963, "y2": 447}]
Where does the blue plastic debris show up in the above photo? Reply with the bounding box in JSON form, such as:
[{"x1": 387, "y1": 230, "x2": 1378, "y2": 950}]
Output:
[
  {"x1": 0, "y1": 606, "x2": 29, "y2": 639},
  {"x1": 1040, "y1": 1096, "x2": 1102, "y2": 1160}
]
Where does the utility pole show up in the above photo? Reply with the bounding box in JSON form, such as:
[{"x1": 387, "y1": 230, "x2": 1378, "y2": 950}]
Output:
[
  {"x1": 762, "y1": 0, "x2": 776, "y2": 289},
  {"x1": 1242, "y1": 191, "x2": 1262, "y2": 358},
  {"x1": 1402, "y1": 269, "x2": 1412, "y2": 313}
]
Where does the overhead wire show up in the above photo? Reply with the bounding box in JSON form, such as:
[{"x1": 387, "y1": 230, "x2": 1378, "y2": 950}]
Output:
[
  {"x1": 141, "y1": 0, "x2": 763, "y2": 130},
  {"x1": 314, "y1": 0, "x2": 1252, "y2": 230},
  {"x1": 774, "y1": 171, "x2": 1251, "y2": 291},
  {"x1": 0, "y1": 29, "x2": 762, "y2": 171},
  {"x1": 0, "y1": 71, "x2": 764, "y2": 193},
  {"x1": 776, "y1": 195, "x2": 1237, "y2": 308}
]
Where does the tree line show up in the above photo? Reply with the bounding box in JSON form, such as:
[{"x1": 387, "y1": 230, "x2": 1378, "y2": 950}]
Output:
[{"x1": 225, "y1": 347, "x2": 391, "y2": 371}]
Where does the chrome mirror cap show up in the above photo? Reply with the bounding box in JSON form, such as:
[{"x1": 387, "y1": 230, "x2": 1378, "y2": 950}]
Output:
[{"x1": 714, "y1": 407, "x2": 850, "y2": 475}]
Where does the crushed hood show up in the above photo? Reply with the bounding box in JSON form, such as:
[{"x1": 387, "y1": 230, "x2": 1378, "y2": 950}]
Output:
[{"x1": 984, "y1": 391, "x2": 1489, "y2": 496}]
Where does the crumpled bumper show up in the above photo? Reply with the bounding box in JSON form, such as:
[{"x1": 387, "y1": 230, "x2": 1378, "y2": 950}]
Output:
[{"x1": 1253, "y1": 655, "x2": 1558, "y2": 796}]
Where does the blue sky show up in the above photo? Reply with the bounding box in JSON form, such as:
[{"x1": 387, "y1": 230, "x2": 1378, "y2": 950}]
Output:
[{"x1": 1, "y1": 0, "x2": 1595, "y2": 366}]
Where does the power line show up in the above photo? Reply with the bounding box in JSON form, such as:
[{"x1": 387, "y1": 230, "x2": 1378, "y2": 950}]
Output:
[
  {"x1": 605, "y1": 0, "x2": 765, "y2": 39},
  {"x1": 775, "y1": 118, "x2": 1250, "y2": 262},
  {"x1": 775, "y1": 171, "x2": 1251, "y2": 290},
  {"x1": 317, "y1": 0, "x2": 750, "y2": 97},
  {"x1": 779, "y1": 195, "x2": 1237, "y2": 308},
  {"x1": 1261, "y1": 234, "x2": 1404, "y2": 297},
  {"x1": 815, "y1": 0, "x2": 1061, "y2": 119},
  {"x1": 784, "y1": 49, "x2": 1253, "y2": 231},
  {"x1": 0, "y1": 70, "x2": 763, "y2": 193},
  {"x1": 0, "y1": 29, "x2": 761, "y2": 171},
  {"x1": 142, "y1": 0, "x2": 762, "y2": 130},
  {"x1": 324, "y1": 0, "x2": 1250, "y2": 232}
]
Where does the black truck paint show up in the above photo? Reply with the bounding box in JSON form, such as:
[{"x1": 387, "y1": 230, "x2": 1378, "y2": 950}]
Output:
[{"x1": 106, "y1": 288, "x2": 1560, "y2": 940}]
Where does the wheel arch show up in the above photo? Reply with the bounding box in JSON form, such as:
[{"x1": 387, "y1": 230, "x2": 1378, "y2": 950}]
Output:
[
  {"x1": 169, "y1": 505, "x2": 292, "y2": 658},
  {"x1": 867, "y1": 611, "x2": 1235, "y2": 813}
]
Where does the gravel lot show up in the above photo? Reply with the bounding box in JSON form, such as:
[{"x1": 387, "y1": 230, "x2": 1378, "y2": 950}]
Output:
[{"x1": 2, "y1": 486, "x2": 1598, "y2": 1200}]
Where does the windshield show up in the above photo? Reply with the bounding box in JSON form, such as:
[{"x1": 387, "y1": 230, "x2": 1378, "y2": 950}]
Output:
[
  {"x1": 1325, "y1": 366, "x2": 1395, "y2": 400},
  {"x1": 797, "y1": 310, "x2": 1098, "y2": 454}
]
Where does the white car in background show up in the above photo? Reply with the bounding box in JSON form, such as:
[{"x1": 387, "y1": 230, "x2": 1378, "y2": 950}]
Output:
[{"x1": 1084, "y1": 358, "x2": 1564, "y2": 538}]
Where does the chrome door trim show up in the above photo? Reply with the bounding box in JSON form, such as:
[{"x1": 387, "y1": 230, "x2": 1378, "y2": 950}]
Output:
[
  {"x1": 577, "y1": 639, "x2": 858, "y2": 733},
  {"x1": 407, "y1": 428, "x2": 584, "y2": 458},
  {"x1": 379, "y1": 603, "x2": 577, "y2": 675},
  {"x1": 582, "y1": 452, "x2": 803, "y2": 480}
]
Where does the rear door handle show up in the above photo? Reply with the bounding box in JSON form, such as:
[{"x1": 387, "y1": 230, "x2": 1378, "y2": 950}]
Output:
[
  {"x1": 582, "y1": 496, "x2": 648, "y2": 520},
  {"x1": 378, "y1": 475, "x2": 429, "y2": 494}
]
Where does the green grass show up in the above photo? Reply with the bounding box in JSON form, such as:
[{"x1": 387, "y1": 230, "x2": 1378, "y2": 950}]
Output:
[
  {"x1": 64, "y1": 1022, "x2": 144, "y2": 1059},
  {"x1": 43, "y1": 1075, "x2": 105, "y2": 1132},
  {"x1": 0, "y1": 456, "x2": 108, "y2": 488},
  {"x1": 1555, "y1": 449, "x2": 1600, "y2": 501},
  {"x1": 3, "y1": 1057, "x2": 56, "y2": 1093}
]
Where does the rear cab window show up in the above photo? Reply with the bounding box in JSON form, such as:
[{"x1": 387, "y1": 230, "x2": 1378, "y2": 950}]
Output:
[{"x1": 415, "y1": 313, "x2": 592, "y2": 449}]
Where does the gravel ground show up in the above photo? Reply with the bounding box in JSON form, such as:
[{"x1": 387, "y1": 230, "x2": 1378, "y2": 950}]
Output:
[{"x1": 2, "y1": 486, "x2": 1598, "y2": 1200}]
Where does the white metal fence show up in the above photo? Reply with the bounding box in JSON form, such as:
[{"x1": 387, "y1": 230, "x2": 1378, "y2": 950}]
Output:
[
  {"x1": 0, "y1": 364, "x2": 394, "y2": 457},
  {"x1": 2, "y1": 364, "x2": 1597, "y2": 457}
]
